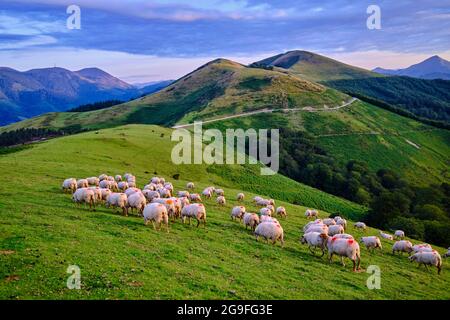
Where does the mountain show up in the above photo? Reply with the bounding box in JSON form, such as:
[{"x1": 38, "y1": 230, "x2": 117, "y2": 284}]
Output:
[
  {"x1": 0, "y1": 67, "x2": 170, "y2": 126},
  {"x1": 373, "y1": 55, "x2": 450, "y2": 80}
]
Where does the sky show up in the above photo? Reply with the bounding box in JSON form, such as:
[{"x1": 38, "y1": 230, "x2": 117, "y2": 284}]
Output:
[{"x1": 0, "y1": 0, "x2": 449, "y2": 83}]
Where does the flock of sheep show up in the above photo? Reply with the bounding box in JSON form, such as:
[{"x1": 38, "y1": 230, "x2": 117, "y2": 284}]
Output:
[{"x1": 62, "y1": 173, "x2": 449, "y2": 274}]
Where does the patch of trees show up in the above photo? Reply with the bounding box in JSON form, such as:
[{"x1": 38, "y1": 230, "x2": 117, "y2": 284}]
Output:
[
  {"x1": 68, "y1": 100, "x2": 124, "y2": 112},
  {"x1": 0, "y1": 126, "x2": 86, "y2": 147},
  {"x1": 278, "y1": 127, "x2": 450, "y2": 246}
]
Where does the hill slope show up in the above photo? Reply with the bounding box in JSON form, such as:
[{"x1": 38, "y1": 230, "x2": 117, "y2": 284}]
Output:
[{"x1": 0, "y1": 124, "x2": 448, "y2": 299}]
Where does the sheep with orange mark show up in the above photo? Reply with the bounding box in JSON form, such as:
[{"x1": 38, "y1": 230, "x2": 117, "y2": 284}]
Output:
[
  {"x1": 254, "y1": 221, "x2": 284, "y2": 247},
  {"x1": 392, "y1": 240, "x2": 413, "y2": 255},
  {"x1": 72, "y1": 188, "x2": 96, "y2": 210},
  {"x1": 152, "y1": 198, "x2": 176, "y2": 218},
  {"x1": 189, "y1": 193, "x2": 202, "y2": 203},
  {"x1": 409, "y1": 251, "x2": 442, "y2": 274},
  {"x1": 236, "y1": 193, "x2": 245, "y2": 201},
  {"x1": 186, "y1": 182, "x2": 195, "y2": 189},
  {"x1": 106, "y1": 193, "x2": 128, "y2": 216},
  {"x1": 301, "y1": 232, "x2": 328, "y2": 256},
  {"x1": 181, "y1": 203, "x2": 207, "y2": 227},
  {"x1": 276, "y1": 206, "x2": 287, "y2": 218},
  {"x1": 231, "y1": 206, "x2": 246, "y2": 221},
  {"x1": 127, "y1": 192, "x2": 147, "y2": 215},
  {"x1": 168, "y1": 197, "x2": 182, "y2": 220},
  {"x1": 62, "y1": 178, "x2": 77, "y2": 193},
  {"x1": 380, "y1": 231, "x2": 393, "y2": 241},
  {"x1": 305, "y1": 209, "x2": 319, "y2": 219},
  {"x1": 394, "y1": 230, "x2": 405, "y2": 240},
  {"x1": 216, "y1": 196, "x2": 226, "y2": 206},
  {"x1": 354, "y1": 222, "x2": 366, "y2": 231},
  {"x1": 77, "y1": 179, "x2": 89, "y2": 189},
  {"x1": 243, "y1": 213, "x2": 260, "y2": 231},
  {"x1": 143, "y1": 202, "x2": 169, "y2": 232},
  {"x1": 361, "y1": 236, "x2": 382, "y2": 252},
  {"x1": 328, "y1": 224, "x2": 344, "y2": 236},
  {"x1": 327, "y1": 237, "x2": 361, "y2": 271}
]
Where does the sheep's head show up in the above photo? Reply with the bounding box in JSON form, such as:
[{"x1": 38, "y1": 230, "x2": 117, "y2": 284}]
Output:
[
  {"x1": 300, "y1": 235, "x2": 307, "y2": 244},
  {"x1": 409, "y1": 254, "x2": 418, "y2": 262}
]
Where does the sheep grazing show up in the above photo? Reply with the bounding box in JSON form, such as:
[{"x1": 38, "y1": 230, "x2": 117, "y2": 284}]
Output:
[
  {"x1": 62, "y1": 178, "x2": 77, "y2": 193},
  {"x1": 105, "y1": 193, "x2": 128, "y2": 216},
  {"x1": 178, "y1": 190, "x2": 190, "y2": 198},
  {"x1": 260, "y1": 216, "x2": 278, "y2": 224},
  {"x1": 361, "y1": 236, "x2": 383, "y2": 252},
  {"x1": 335, "y1": 218, "x2": 347, "y2": 230},
  {"x1": 392, "y1": 240, "x2": 413, "y2": 255},
  {"x1": 86, "y1": 177, "x2": 99, "y2": 186},
  {"x1": 216, "y1": 196, "x2": 226, "y2": 206},
  {"x1": 254, "y1": 221, "x2": 284, "y2": 247},
  {"x1": 117, "y1": 181, "x2": 129, "y2": 192},
  {"x1": 178, "y1": 196, "x2": 190, "y2": 208},
  {"x1": 303, "y1": 219, "x2": 322, "y2": 232},
  {"x1": 327, "y1": 237, "x2": 361, "y2": 272},
  {"x1": 304, "y1": 223, "x2": 329, "y2": 235},
  {"x1": 72, "y1": 188, "x2": 96, "y2": 210},
  {"x1": 305, "y1": 209, "x2": 319, "y2": 219},
  {"x1": 152, "y1": 198, "x2": 176, "y2": 218},
  {"x1": 77, "y1": 179, "x2": 89, "y2": 189},
  {"x1": 231, "y1": 206, "x2": 246, "y2": 221},
  {"x1": 243, "y1": 213, "x2": 259, "y2": 231},
  {"x1": 115, "y1": 175, "x2": 122, "y2": 182},
  {"x1": 181, "y1": 203, "x2": 207, "y2": 227},
  {"x1": 124, "y1": 187, "x2": 141, "y2": 197},
  {"x1": 127, "y1": 192, "x2": 147, "y2": 215},
  {"x1": 354, "y1": 222, "x2": 366, "y2": 231},
  {"x1": 100, "y1": 188, "x2": 112, "y2": 202},
  {"x1": 150, "y1": 177, "x2": 161, "y2": 184},
  {"x1": 443, "y1": 248, "x2": 450, "y2": 258},
  {"x1": 202, "y1": 188, "x2": 212, "y2": 199},
  {"x1": 186, "y1": 182, "x2": 195, "y2": 189},
  {"x1": 236, "y1": 193, "x2": 245, "y2": 201},
  {"x1": 260, "y1": 207, "x2": 272, "y2": 217},
  {"x1": 142, "y1": 190, "x2": 160, "y2": 202},
  {"x1": 168, "y1": 197, "x2": 182, "y2": 221},
  {"x1": 380, "y1": 231, "x2": 394, "y2": 241},
  {"x1": 333, "y1": 216, "x2": 342, "y2": 221},
  {"x1": 99, "y1": 174, "x2": 108, "y2": 181},
  {"x1": 256, "y1": 198, "x2": 271, "y2": 207},
  {"x1": 328, "y1": 224, "x2": 345, "y2": 236},
  {"x1": 189, "y1": 193, "x2": 202, "y2": 203},
  {"x1": 164, "y1": 183, "x2": 173, "y2": 192},
  {"x1": 409, "y1": 251, "x2": 443, "y2": 274},
  {"x1": 323, "y1": 218, "x2": 336, "y2": 226},
  {"x1": 412, "y1": 243, "x2": 433, "y2": 254},
  {"x1": 214, "y1": 188, "x2": 225, "y2": 196},
  {"x1": 89, "y1": 187, "x2": 102, "y2": 203},
  {"x1": 275, "y1": 206, "x2": 287, "y2": 218},
  {"x1": 253, "y1": 196, "x2": 263, "y2": 203},
  {"x1": 107, "y1": 176, "x2": 115, "y2": 181},
  {"x1": 128, "y1": 181, "x2": 136, "y2": 188},
  {"x1": 333, "y1": 233, "x2": 354, "y2": 240},
  {"x1": 144, "y1": 183, "x2": 157, "y2": 191},
  {"x1": 301, "y1": 232, "x2": 328, "y2": 256},
  {"x1": 143, "y1": 203, "x2": 169, "y2": 232},
  {"x1": 158, "y1": 188, "x2": 172, "y2": 198},
  {"x1": 394, "y1": 230, "x2": 405, "y2": 240}
]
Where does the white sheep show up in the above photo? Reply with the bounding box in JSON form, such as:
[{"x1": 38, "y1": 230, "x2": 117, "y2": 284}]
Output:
[
  {"x1": 150, "y1": 177, "x2": 160, "y2": 184},
  {"x1": 142, "y1": 190, "x2": 160, "y2": 202},
  {"x1": 412, "y1": 243, "x2": 433, "y2": 254},
  {"x1": 214, "y1": 188, "x2": 224, "y2": 196},
  {"x1": 99, "y1": 174, "x2": 108, "y2": 181},
  {"x1": 305, "y1": 224, "x2": 329, "y2": 235},
  {"x1": 332, "y1": 233, "x2": 354, "y2": 240},
  {"x1": 186, "y1": 182, "x2": 195, "y2": 189},
  {"x1": 86, "y1": 177, "x2": 100, "y2": 186},
  {"x1": 231, "y1": 206, "x2": 246, "y2": 221},
  {"x1": 77, "y1": 179, "x2": 89, "y2": 189},
  {"x1": 178, "y1": 190, "x2": 190, "y2": 198},
  {"x1": 168, "y1": 197, "x2": 182, "y2": 221},
  {"x1": 236, "y1": 193, "x2": 245, "y2": 201},
  {"x1": 189, "y1": 193, "x2": 202, "y2": 203},
  {"x1": 253, "y1": 196, "x2": 263, "y2": 203},
  {"x1": 409, "y1": 251, "x2": 442, "y2": 274},
  {"x1": 178, "y1": 196, "x2": 190, "y2": 208},
  {"x1": 328, "y1": 224, "x2": 345, "y2": 236},
  {"x1": 392, "y1": 240, "x2": 413, "y2": 255},
  {"x1": 115, "y1": 175, "x2": 122, "y2": 182},
  {"x1": 89, "y1": 187, "x2": 102, "y2": 202},
  {"x1": 100, "y1": 188, "x2": 112, "y2": 202},
  {"x1": 303, "y1": 219, "x2": 323, "y2": 232},
  {"x1": 301, "y1": 232, "x2": 328, "y2": 256},
  {"x1": 128, "y1": 181, "x2": 136, "y2": 188},
  {"x1": 254, "y1": 221, "x2": 284, "y2": 247},
  {"x1": 305, "y1": 209, "x2": 319, "y2": 219},
  {"x1": 62, "y1": 178, "x2": 77, "y2": 193},
  {"x1": 107, "y1": 176, "x2": 115, "y2": 181},
  {"x1": 72, "y1": 188, "x2": 96, "y2": 210},
  {"x1": 259, "y1": 207, "x2": 272, "y2": 216},
  {"x1": 144, "y1": 183, "x2": 157, "y2": 191},
  {"x1": 152, "y1": 198, "x2": 176, "y2": 218},
  {"x1": 335, "y1": 218, "x2": 347, "y2": 230},
  {"x1": 275, "y1": 206, "x2": 287, "y2": 218},
  {"x1": 143, "y1": 202, "x2": 169, "y2": 232},
  {"x1": 394, "y1": 230, "x2": 405, "y2": 239},
  {"x1": 323, "y1": 218, "x2": 336, "y2": 226},
  {"x1": 202, "y1": 188, "x2": 212, "y2": 199},
  {"x1": 361, "y1": 236, "x2": 383, "y2": 252},
  {"x1": 443, "y1": 248, "x2": 450, "y2": 258},
  {"x1": 127, "y1": 192, "x2": 147, "y2": 215},
  {"x1": 117, "y1": 181, "x2": 128, "y2": 191},
  {"x1": 105, "y1": 193, "x2": 128, "y2": 216},
  {"x1": 158, "y1": 188, "x2": 172, "y2": 198},
  {"x1": 380, "y1": 231, "x2": 394, "y2": 241},
  {"x1": 181, "y1": 203, "x2": 207, "y2": 227},
  {"x1": 216, "y1": 196, "x2": 226, "y2": 206},
  {"x1": 124, "y1": 187, "x2": 141, "y2": 197},
  {"x1": 164, "y1": 183, "x2": 174, "y2": 192},
  {"x1": 260, "y1": 216, "x2": 278, "y2": 224},
  {"x1": 243, "y1": 213, "x2": 259, "y2": 231},
  {"x1": 354, "y1": 222, "x2": 366, "y2": 231},
  {"x1": 327, "y1": 237, "x2": 361, "y2": 271}
]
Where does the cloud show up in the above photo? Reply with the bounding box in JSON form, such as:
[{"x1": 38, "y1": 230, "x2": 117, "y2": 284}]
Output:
[{"x1": 0, "y1": 35, "x2": 57, "y2": 49}]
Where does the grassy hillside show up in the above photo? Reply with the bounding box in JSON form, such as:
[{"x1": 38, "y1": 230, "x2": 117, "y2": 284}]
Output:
[{"x1": 0, "y1": 124, "x2": 449, "y2": 300}]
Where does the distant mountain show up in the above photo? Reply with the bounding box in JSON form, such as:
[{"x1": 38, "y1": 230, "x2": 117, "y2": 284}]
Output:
[
  {"x1": 0, "y1": 67, "x2": 170, "y2": 126},
  {"x1": 373, "y1": 55, "x2": 450, "y2": 80}
]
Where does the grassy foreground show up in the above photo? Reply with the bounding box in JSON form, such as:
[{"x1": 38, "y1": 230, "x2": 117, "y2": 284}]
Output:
[{"x1": 0, "y1": 125, "x2": 449, "y2": 299}]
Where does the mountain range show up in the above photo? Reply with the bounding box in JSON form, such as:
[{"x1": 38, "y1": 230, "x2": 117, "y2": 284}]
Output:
[
  {"x1": 0, "y1": 67, "x2": 171, "y2": 126},
  {"x1": 373, "y1": 55, "x2": 450, "y2": 80}
]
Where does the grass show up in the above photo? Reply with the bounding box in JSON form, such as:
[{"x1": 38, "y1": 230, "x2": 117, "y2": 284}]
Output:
[{"x1": 0, "y1": 124, "x2": 449, "y2": 300}]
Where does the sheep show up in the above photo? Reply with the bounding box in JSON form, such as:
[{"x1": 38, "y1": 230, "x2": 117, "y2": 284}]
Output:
[
  {"x1": 443, "y1": 248, "x2": 450, "y2": 258},
  {"x1": 380, "y1": 231, "x2": 394, "y2": 241},
  {"x1": 115, "y1": 175, "x2": 122, "y2": 182},
  {"x1": 256, "y1": 198, "x2": 271, "y2": 207},
  {"x1": 305, "y1": 209, "x2": 319, "y2": 219},
  {"x1": 107, "y1": 176, "x2": 115, "y2": 181},
  {"x1": 100, "y1": 188, "x2": 112, "y2": 202},
  {"x1": 123, "y1": 173, "x2": 134, "y2": 181},
  {"x1": 118, "y1": 181, "x2": 128, "y2": 191},
  {"x1": 254, "y1": 221, "x2": 284, "y2": 247},
  {"x1": 72, "y1": 188, "x2": 96, "y2": 210},
  {"x1": 202, "y1": 188, "x2": 212, "y2": 199},
  {"x1": 214, "y1": 188, "x2": 224, "y2": 196},
  {"x1": 260, "y1": 216, "x2": 278, "y2": 224},
  {"x1": 231, "y1": 206, "x2": 246, "y2": 221},
  {"x1": 152, "y1": 198, "x2": 176, "y2": 218},
  {"x1": 186, "y1": 182, "x2": 195, "y2": 189},
  {"x1": 259, "y1": 207, "x2": 272, "y2": 216},
  {"x1": 158, "y1": 188, "x2": 172, "y2": 198},
  {"x1": 99, "y1": 180, "x2": 110, "y2": 189},
  {"x1": 236, "y1": 193, "x2": 245, "y2": 201},
  {"x1": 126, "y1": 175, "x2": 136, "y2": 183},
  {"x1": 327, "y1": 237, "x2": 361, "y2": 272},
  {"x1": 301, "y1": 232, "x2": 328, "y2": 256},
  {"x1": 243, "y1": 213, "x2": 259, "y2": 231},
  {"x1": 394, "y1": 230, "x2": 405, "y2": 240},
  {"x1": 189, "y1": 193, "x2": 202, "y2": 203},
  {"x1": 323, "y1": 218, "x2": 336, "y2": 226},
  {"x1": 409, "y1": 251, "x2": 442, "y2": 274},
  {"x1": 303, "y1": 219, "x2": 323, "y2": 232},
  {"x1": 62, "y1": 178, "x2": 77, "y2": 193},
  {"x1": 150, "y1": 177, "x2": 161, "y2": 184},
  {"x1": 143, "y1": 203, "x2": 169, "y2": 232},
  {"x1": 89, "y1": 187, "x2": 102, "y2": 202},
  {"x1": 361, "y1": 236, "x2": 383, "y2": 252},
  {"x1": 328, "y1": 224, "x2": 345, "y2": 236},
  {"x1": 178, "y1": 196, "x2": 190, "y2": 208},
  {"x1": 333, "y1": 216, "x2": 342, "y2": 221},
  {"x1": 144, "y1": 183, "x2": 157, "y2": 191},
  {"x1": 216, "y1": 196, "x2": 226, "y2": 206},
  {"x1": 181, "y1": 203, "x2": 207, "y2": 227},
  {"x1": 86, "y1": 177, "x2": 100, "y2": 186},
  {"x1": 128, "y1": 181, "x2": 136, "y2": 188},
  {"x1": 142, "y1": 190, "x2": 160, "y2": 202},
  {"x1": 305, "y1": 224, "x2": 329, "y2": 235},
  {"x1": 253, "y1": 196, "x2": 263, "y2": 203},
  {"x1": 99, "y1": 174, "x2": 108, "y2": 181},
  {"x1": 332, "y1": 233, "x2": 354, "y2": 240},
  {"x1": 77, "y1": 179, "x2": 89, "y2": 189},
  {"x1": 265, "y1": 204, "x2": 275, "y2": 214},
  {"x1": 275, "y1": 206, "x2": 287, "y2": 218},
  {"x1": 105, "y1": 193, "x2": 128, "y2": 216},
  {"x1": 412, "y1": 243, "x2": 433, "y2": 254},
  {"x1": 168, "y1": 197, "x2": 182, "y2": 221},
  {"x1": 178, "y1": 190, "x2": 190, "y2": 198},
  {"x1": 127, "y1": 192, "x2": 147, "y2": 215},
  {"x1": 335, "y1": 218, "x2": 347, "y2": 230},
  {"x1": 392, "y1": 240, "x2": 413, "y2": 255},
  {"x1": 354, "y1": 222, "x2": 366, "y2": 231},
  {"x1": 124, "y1": 187, "x2": 141, "y2": 197},
  {"x1": 164, "y1": 182, "x2": 173, "y2": 192}
]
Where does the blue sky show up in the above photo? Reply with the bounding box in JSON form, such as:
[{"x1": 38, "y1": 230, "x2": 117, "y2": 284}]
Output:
[{"x1": 0, "y1": 0, "x2": 449, "y2": 82}]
